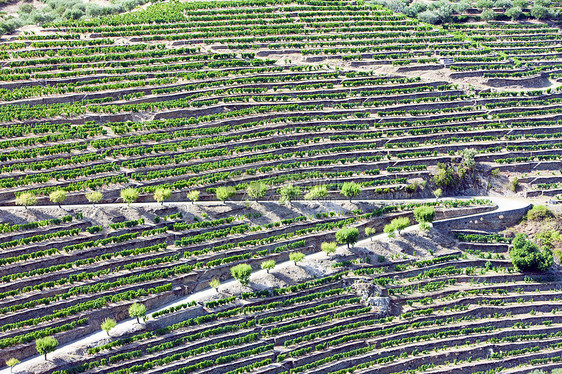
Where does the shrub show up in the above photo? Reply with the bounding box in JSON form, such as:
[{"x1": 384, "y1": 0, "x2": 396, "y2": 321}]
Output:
[
  {"x1": 36, "y1": 336, "x2": 58, "y2": 360},
  {"x1": 101, "y1": 318, "x2": 116, "y2": 336},
  {"x1": 247, "y1": 181, "x2": 267, "y2": 200},
  {"x1": 304, "y1": 185, "x2": 328, "y2": 200},
  {"x1": 414, "y1": 206, "x2": 435, "y2": 223},
  {"x1": 419, "y1": 222, "x2": 431, "y2": 232},
  {"x1": 15, "y1": 192, "x2": 37, "y2": 208},
  {"x1": 433, "y1": 188, "x2": 442, "y2": 200},
  {"x1": 216, "y1": 186, "x2": 236, "y2": 202},
  {"x1": 526, "y1": 205, "x2": 553, "y2": 221},
  {"x1": 129, "y1": 303, "x2": 146, "y2": 323},
  {"x1": 336, "y1": 227, "x2": 360, "y2": 248},
  {"x1": 433, "y1": 163, "x2": 457, "y2": 188},
  {"x1": 261, "y1": 260, "x2": 276, "y2": 273},
  {"x1": 494, "y1": 0, "x2": 513, "y2": 8},
  {"x1": 481, "y1": 8, "x2": 496, "y2": 20},
  {"x1": 279, "y1": 184, "x2": 301, "y2": 205},
  {"x1": 289, "y1": 252, "x2": 305, "y2": 265},
  {"x1": 187, "y1": 190, "x2": 200, "y2": 203},
  {"x1": 477, "y1": 0, "x2": 494, "y2": 8},
  {"x1": 505, "y1": 6, "x2": 522, "y2": 19},
  {"x1": 510, "y1": 233, "x2": 553, "y2": 272},
  {"x1": 321, "y1": 242, "x2": 337, "y2": 256},
  {"x1": 231, "y1": 263, "x2": 252, "y2": 286},
  {"x1": 153, "y1": 187, "x2": 172, "y2": 204},
  {"x1": 509, "y1": 177, "x2": 519, "y2": 192},
  {"x1": 86, "y1": 191, "x2": 103, "y2": 205},
  {"x1": 417, "y1": 9, "x2": 440, "y2": 23},
  {"x1": 341, "y1": 182, "x2": 362, "y2": 202},
  {"x1": 531, "y1": 4, "x2": 550, "y2": 18},
  {"x1": 120, "y1": 188, "x2": 139, "y2": 205}
]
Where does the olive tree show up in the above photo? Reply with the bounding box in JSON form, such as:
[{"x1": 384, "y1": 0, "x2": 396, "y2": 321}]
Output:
[
  {"x1": 129, "y1": 303, "x2": 146, "y2": 323},
  {"x1": 336, "y1": 227, "x2": 360, "y2": 248},
  {"x1": 321, "y1": 242, "x2": 337, "y2": 256},
  {"x1": 261, "y1": 260, "x2": 276, "y2": 273},
  {"x1": 154, "y1": 187, "x2": 172, "y2": 205},
  {"x1": 365, "y1": 227, "x2": 376, "y2": 241},
  {"x1": 209, "y1": 278, "x2": 220, "y2": 292},
  {"x1": 15, "y1": 192, "x2": 37, "y2": 209},
  {"x1": 101, "y1": 318, "x2": 117, "y2": 336},
  {"x1": 6, "y1": 358, "x2": 19, "y2": 373},
  {"x1": 86, "y1": 191, "x2": 103, "y2": 206},
  {"x1": 247, "y1": 181, "x2": 267, "y2": 200},
  {"x1": 341, "y1": 182, "x2": 362, "y2": 202},
  {"x1": 36, "y1": 336, "x2": 58, "y2": 360},
  {"x1": 49, "y1": 190, "x2": 67, "y2": 207},
  {"x1": 216, "y1": 186, "x2": 236, "y2": 203},
  {"x1": 289, "y1": 252, "x2": 305, "y2": 265},
  {"x1": 279, "y1": 184, "x2": 301, "y2": 205},
  {"x1": 304, "y1": 185, "x2": 328, "y2": 200},
  {"x1": 187, "y1": 190, "x2": 200, "y2": 203},
  {"x1": 384, "y1": 217, "x2": 411, "y2": 237},
  {"x1": 121, "y1": 188, "x2": 139, "y2": 206},
  {"x1": 231, "y1": 263, "x2": 252, "y2": 286}
]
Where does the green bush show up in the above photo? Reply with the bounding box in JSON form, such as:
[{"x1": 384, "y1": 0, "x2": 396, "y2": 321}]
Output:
[
  {"x1": 321, "y1": 242, "x2": 337, "y2": 256},
  {"x1": 525, "y1": 205, "x2": 553, "y2": 221},
  {"x1": 231, "y1": 263, "x2": 252, "y2": 286},
  {"x1": 510, "y1": 234, "x2": 553, "y2": 272},
  {"x1": 289, "y1": 252, "x2": 305, "y2": 265},
  {"x1": 120, "y1": 188, "x2": 139, "y2": 205},
  {"x1": 414, "y1": 206, "x2": 435, "y2": 223}
]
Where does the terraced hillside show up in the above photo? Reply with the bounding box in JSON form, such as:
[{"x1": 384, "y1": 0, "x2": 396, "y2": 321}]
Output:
[{"x1": 0, "y1": 0, "x2": 562, "y2": 373}]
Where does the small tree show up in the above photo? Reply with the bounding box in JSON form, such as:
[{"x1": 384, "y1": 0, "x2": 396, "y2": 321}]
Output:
[
  {"x1": 15, "y1": 192, "x2": 37, "y2": 209},
  {"x1": 231, "y1": 263, "x2": 252, "y2": 286},
  {"x1": 433, "y1": 188, "x2": 442, "y2": 200},
  {"x1": 247, "y1": 181, "x2": 267, "y2": 201},
  {"x1": 365, "y1": 227, "x2": 376, "y2": 241},
  {"x1": 121, "y1": 188, "x2": 139, "y2": 206},
  {"x1": 289, "y1": 252, "x2": 305, "y2": 265},
  {"x1": 341, "y1": 182, "x2": 362, "y2": 202},
  {"x1": 209, "y1": 278, "x2": 220, "y2": 292},
  {"x1": 101, "y1": 318, "x2": 117, "y2": 336},
  {"x1": 49, "y1": 190, "x2": 67, "y2": 207},
  {"x1": 36, "y1": 336, "x2": 58, "y2": 360},
  {"x1": 279, "y1": 184, "x2": 301, "y2": 205},
  {"x1": 509, "y1": 177, "x2": 519, "y2": 192},
  {"x1": 336, "y1": 227, "x2": 360, "y2": 248},
  {"x1": 187, "y1": 190, "x2": 200, "y2": 203},
  {"x1": 129, "y1": 303, "x2": 146, "y2": 324},
  {"x1": 154, "y1": 187, "x2": 172, "y2": 205},
  {"x1": 531, "y1": 4, "x2": 550, "y2": 18},
  {"x1": 414, "y1": 206, "x2": 436, "y2": 224},
  {"x1": 216, "y1": 186, "x2": 236, "y2": 203},
  {"x1": 304, "y1": 185, "x2": 328, "y2": 200},
  {"x1": 6, "y1": 358, "x2": 19, "y2": 373},
  {"x1": 86, "y1": 191, "x2": 103, "y2": 206},
  {"x1": 384, "y1": 217, "x2": 411, "y2": 237},
  {"x1": 261, "y1": 259, "x2": 276, "y2": 273},
  {"x1": 321, "y1": 241, "x2": 337, "y2": 256}
]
